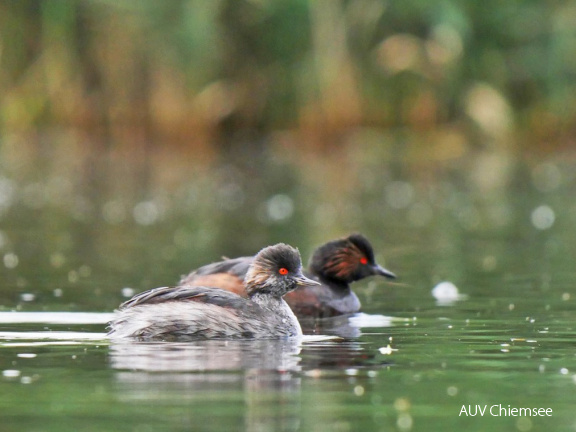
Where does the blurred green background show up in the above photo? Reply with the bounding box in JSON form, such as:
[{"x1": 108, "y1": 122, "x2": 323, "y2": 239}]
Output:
[
  {"x1": 0, "y1": 0, "x2": 575, "y2": 311},
  {"x1": 2, "y1": 4, "x2": 576, "y2": 432},
  {"x1": 2, "y1": 0, "x2": 575, "y2": 147}
]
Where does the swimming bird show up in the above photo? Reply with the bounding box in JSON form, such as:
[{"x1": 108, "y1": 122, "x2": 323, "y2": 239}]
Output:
[
  {"x1": 179, "y1": 234, "x2": 396, "y2": 318},
  {"x1": 108, "y1": 243, "x2": 319, "y2": 341}
]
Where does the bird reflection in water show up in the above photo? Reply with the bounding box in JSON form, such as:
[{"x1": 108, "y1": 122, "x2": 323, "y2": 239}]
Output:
[
  {"x1": 110, "y1": 339, "x2": 302, "y2": 372},
  {"x1": 109, "y1": 315, "x2": 398, "y2": 431},
  {"x1": 110, "y1": 339, "x2": 303, "y2": 431}
]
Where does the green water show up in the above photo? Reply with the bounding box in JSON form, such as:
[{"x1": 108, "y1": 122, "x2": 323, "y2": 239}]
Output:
[{"x1": 1, "y1": 141, "x2": 575, "y2": 431}]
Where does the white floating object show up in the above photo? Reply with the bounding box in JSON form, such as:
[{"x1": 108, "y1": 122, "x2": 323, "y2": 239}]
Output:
[
  {"x1": 432, "y1": 281, "x2": 468, "y2": 306},
  {"x1": 20, "y1": 293, "x2": 35, "y2": 302},
  {"x1": 378, "y1": 345, "x2": 398, "y2": 355},
  {"x1": 121, "y1": 287, "x2": 135, "y2": 298},
  {"x1": 348, "y1": 313, "x2": 408, "y2": 328},
  {"x1": 17, "y1": 353, "x2": 37, "y2": 358}
]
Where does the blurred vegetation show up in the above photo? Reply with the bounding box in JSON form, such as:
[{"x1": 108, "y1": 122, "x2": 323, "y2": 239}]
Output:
[
  {"x1": 1, "y1": 0, "x2": 575, "y2": 153},
  {"x1": 1, "y1": 0, "x2": 576, "y2": 310}
]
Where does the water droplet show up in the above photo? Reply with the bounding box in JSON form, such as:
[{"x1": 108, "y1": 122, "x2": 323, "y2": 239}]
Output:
[
  {"x1": 465, "y1": 83, "x2": 512, "y2": 136},
  {"x1": 429, "y1": 24, "x2": 463, "y2": 65},
  {"x1": 121, "y1": 287, "x2": 135, "y2": 298},
  {"x1": 353, "y1": 385, "x2": 365, "y2": 396},
  {"x1": 3, "y1": 253, "x2": 18, "y2": 269},
  {"x1": 531, "y1": 205, "x2": 555, "y2": 230},
  {"x1": 68, "y1": 270, "x2": 79, "y2": 283},
  {"x1": 133, "y1": 201, "x2": 161, "y2": 225},
  {"x1": 49, "y1": 253, "x2": 66, "y2": 268},
  {"x1": 394, "y1": 397, "x2": 411, "y2": 412},
  {"x1": 397, "y1": 412, "x2": 413, "y2": 431},
  {"x1": 265, "y1": 194, "x2": 294, "y2": 222},
  {"x1": 20, "y1": 293, "x2": 35, "y2": 302}
]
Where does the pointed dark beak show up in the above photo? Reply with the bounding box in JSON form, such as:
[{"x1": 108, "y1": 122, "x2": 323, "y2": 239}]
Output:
[
  {"x1": 372, "y1": 264, "x2": 397, "y2": 279},
  {"x1": 294, "y1": 273, "x2": 321, "y2": 287}
]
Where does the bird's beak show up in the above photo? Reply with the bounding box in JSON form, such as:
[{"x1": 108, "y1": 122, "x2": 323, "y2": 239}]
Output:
[
  {"x1": 372, "y1": 264, "x2": 397, "y2": 279},
  {"x1": 294, "y1": 273, "x2": 321, "y2": 287}
]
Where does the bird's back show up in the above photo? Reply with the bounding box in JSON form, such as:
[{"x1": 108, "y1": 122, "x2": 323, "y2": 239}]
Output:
[
  {"x1": 108, "y1": 285, "x2": 300, "y2": 341},
  {"x1": 179, "y1": 257, "x2": 253, "y2": 295}
]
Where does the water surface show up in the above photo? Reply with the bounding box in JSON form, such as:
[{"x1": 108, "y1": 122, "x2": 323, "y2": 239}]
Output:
[{"x1": 1, "y1": 141, "x2": 575, "y2": 431}]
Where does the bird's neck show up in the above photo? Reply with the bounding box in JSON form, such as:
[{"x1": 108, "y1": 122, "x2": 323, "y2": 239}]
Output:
[
  {"x1": 250, "y1": 292, "x2": 302, "y2": 337},
  {"x1": 249, "y1": 292, "x2": 286, "y2": 309}
]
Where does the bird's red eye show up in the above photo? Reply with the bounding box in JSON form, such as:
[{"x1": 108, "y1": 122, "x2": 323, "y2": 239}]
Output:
[
  {"x1": 360, "y1": 257, "x2": 368, "y2": 265},
  {"x1": 279, "y1": 268, "x2": 288, "y2": 275}
]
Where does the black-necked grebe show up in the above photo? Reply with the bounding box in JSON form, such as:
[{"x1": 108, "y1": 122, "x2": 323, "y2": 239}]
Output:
[
  {"x1": 108, "y1": 243, "x2": 319, "y2": 341},
  {"x1": 179, "y1": 234, "x2": 396, "y2": 318}
]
